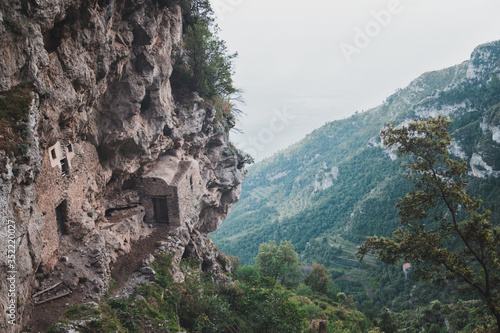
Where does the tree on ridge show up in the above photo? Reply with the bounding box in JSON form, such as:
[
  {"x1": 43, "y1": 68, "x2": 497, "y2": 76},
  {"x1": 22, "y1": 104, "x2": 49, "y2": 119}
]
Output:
[{"x1": 358, "y1": 116, "x2": 500, "y2": 332}]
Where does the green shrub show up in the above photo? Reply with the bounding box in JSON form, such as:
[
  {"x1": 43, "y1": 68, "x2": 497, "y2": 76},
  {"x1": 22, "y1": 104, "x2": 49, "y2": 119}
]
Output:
[
  {"x1": 235, "y1": 265, "x2": 261, "y2": 284},
  {"x1": 301, "y1": 303, "x2": 323, "y2": 320},
  {"x1": 0, "y1": 84, "x2": 32, "y2": 122},
  {"x1": 296, "y1": 283, "x2": 314, "y2": 298},
  {"x1": 151, "y1": 254, "x2": 173, "y2": 276},
  {"x1": 65, "y1": 304, "x2": 93, "y2": 320},
  {"x1": 335, "y1": 309, "x2": 346, "y2": 321},
  {"x1": 183, "y1": 21, "x2": 237, "y2": 99}
]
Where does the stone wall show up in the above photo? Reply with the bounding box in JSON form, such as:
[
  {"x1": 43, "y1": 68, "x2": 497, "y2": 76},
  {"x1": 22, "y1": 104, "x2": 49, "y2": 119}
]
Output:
[
  {"x1": 35, "y1": 141, "x2": 105, "y2": 272},
  {"x1": 140, "y1": 155, "x2": 205, "y2": 229}
]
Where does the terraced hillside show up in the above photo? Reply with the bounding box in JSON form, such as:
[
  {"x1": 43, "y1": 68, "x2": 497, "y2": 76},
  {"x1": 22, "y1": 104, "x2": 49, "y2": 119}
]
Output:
[{"x1": 212, "y1": 41, "x2": 500, "y2": 308}]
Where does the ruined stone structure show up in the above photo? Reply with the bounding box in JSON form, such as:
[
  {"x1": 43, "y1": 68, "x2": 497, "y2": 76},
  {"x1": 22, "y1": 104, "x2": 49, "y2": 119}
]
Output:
[
  {"x1": 36, "y1": 141, "x2": 106, "y2": 271},
  {"x1": 140, "y1": 155, "x2": 204, "y2": 228},
  {"x1": 0, "y1": 1, "x2": 246, "y2": 331}
]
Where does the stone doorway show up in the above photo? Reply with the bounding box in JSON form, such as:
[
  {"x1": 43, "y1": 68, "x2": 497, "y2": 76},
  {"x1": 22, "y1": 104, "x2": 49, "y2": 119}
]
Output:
[
  {"x1": 152, "y1": 196, "x2": 169, "y2": 223},
  {"x1": 60, "y1": 157, "x2": 70, "y2": 176},
  {"x1": 55, "y1": 200, "x2": 69, "y2": 237}
]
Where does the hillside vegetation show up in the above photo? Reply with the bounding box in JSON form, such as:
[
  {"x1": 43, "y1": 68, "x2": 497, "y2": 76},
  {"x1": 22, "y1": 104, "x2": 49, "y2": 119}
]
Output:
[{"x1": 212, "y1": 40, "x2": 500, "y2": 328}]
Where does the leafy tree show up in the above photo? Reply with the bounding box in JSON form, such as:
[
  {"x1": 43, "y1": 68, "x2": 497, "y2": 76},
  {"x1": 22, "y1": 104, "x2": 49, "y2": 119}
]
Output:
[
  {"x1": 295, "y1": 283, "x2": 314, "y2": 298},
  {"x1": 304, "y1": 262, "x2": 330, "y2": 294},
  {"x1": 238, "y1": 278, "x2": 307, "y2": 332},
  {"x1": 235, "y1": 265, "x2": 261, "y2": 284},
  {"x1": 428, "y1": 323, "x2": 443, "y2": 333},
  {"x1": 363, "y1": 300, "x2": 377, "y2": 322},
  {"x1": 358, "y1": 116, "x2": 500, "y2": 331},
  {"x1": 155, "y1": 0, "x2": 213, "y2": 27},
  {"x1": 337, "y1": 292, "x2": 347, "y2": 306},
  {"x1": 168, "y1": 0, "x2": 243, "y2": 132},
  {"x1": 378, "y1": 309, "x2": 397, "y2": 333},
  {"x1": 183, "y1": 21, "x2": 237, "y2": 98},
  {"x1": 227, "y1": 254, "x2": 241, "y2": 276},
  {"x1": 255, "y1": 240, "x2": 300, "y2": 287}
]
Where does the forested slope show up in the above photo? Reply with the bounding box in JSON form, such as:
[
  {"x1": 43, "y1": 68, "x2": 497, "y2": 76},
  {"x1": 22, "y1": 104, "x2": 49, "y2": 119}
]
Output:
[{"x1": 213, "y1": 40, "x2": 500, "y2": 279}]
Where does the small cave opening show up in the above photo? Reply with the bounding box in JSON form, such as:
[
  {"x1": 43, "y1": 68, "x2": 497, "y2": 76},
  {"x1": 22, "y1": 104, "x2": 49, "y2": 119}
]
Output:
[
  {"x1": 202, "y1": 260, "x2": 213, "y2": 273},
  {"x1": 132, "y1": 25, "x2": 151, "y2": 47},
  {"x1": 71, "y1": 79, "x2": 83, "y2": 93},
  {"x1": 182, "y1": 247, "x2": 192, "y2": 260},
  {"x1": 58, "y1": 111, "x2": 73, "y2": 130},
  {"x1": 163, "y1": 126, "x2": 172, "y2": 137},
  {"x1": 43, "y1": 18, "x2": 70, "y2": 54},
  {"x1": 119, "y1": 140, "x2": 142, "y2": 159},
  {"x1": 135, "y1": 53, "x2": 154, "y2": 74},
  {"x1": 56, "y1": 200, "x2": 69, "y2": 237},
  {"x1": 140, "y1": 90, "x2": 151, "y2": 115},
  {"x1": 182, "y1": 243, "x2": 197, "y2": 261},
  {"x1": 121, "y1": 178, "x2": 137, "y2": 190}
]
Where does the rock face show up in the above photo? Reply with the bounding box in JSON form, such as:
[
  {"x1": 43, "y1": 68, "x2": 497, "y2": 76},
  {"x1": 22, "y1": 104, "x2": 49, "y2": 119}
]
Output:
[{"x1": 0, "y1": 1, "x2": 245, "y2": 331}]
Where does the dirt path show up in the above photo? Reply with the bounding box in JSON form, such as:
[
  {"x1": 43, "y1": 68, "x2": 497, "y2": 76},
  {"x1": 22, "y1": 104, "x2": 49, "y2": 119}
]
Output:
[
  {"x1": 24, "y1": 226, "x2": 171, "y2": 332},
  {"x1": 110, "y1": 226, "x2": 170, "y2": 285}
]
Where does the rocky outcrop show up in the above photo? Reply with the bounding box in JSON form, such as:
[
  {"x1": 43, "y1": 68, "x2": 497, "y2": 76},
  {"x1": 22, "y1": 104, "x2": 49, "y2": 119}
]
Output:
[{"x1": 0, "y1": 1, "x2": 245, "y2": 331}]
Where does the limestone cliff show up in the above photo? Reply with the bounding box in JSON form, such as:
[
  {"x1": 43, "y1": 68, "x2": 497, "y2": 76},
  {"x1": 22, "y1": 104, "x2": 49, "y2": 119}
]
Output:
[{"x1": 0, "y1": 0, "x2": 245, "y2": 331}]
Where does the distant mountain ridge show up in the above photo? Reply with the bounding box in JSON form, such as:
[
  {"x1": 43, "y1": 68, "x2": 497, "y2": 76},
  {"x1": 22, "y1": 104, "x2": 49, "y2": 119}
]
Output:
[{"x1": 212, "y1": 40, "x2": 500, "y2": 267}]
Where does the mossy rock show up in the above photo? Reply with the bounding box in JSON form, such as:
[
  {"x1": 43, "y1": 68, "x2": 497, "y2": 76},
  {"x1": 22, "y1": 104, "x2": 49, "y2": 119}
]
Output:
[
  {"x1": 0, "y1": 84, "x2": 33, "y2": 156},
  {"x1": 0, "y1": 84, "x2": 33, "y2": 121}
]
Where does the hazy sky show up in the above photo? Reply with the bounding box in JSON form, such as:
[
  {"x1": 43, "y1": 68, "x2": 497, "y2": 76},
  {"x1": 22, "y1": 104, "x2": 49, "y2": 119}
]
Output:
[{"x1": 210, "y1": 0, "x2": 500, "y2": 161}]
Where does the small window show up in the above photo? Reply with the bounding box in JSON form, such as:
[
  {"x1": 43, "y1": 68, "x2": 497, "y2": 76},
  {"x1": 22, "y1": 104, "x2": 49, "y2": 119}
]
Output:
[
  {"x1": 67, "y1": 144, "x2": 73, "y2": 153},
  {"x1": 190, "y1": 176, "x2": 193, "y2": 190},
  {"x1": 60, "y1": 158, "x2": 70, "y2": 176},
  {"x1": 50, "y1": 149, "x2": 57, "y2": 159}
]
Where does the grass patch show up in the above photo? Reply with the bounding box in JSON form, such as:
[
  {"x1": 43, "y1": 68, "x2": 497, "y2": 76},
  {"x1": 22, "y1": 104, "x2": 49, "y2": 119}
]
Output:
[
  {"x1": 103, "y1": 279, "x2": 117, "y2": 298},
  {"x1": 0, "y1": 84, "x2": 32, "y2": 121},
  {"x1": 65, "y1": 304, "x2": 100, "y2": 320}
]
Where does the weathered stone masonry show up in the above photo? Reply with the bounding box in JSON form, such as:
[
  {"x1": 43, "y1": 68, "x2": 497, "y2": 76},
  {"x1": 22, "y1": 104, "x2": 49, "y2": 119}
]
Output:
[{"x1": 140, "y1": 155, "x2": 204, "y2": 228}]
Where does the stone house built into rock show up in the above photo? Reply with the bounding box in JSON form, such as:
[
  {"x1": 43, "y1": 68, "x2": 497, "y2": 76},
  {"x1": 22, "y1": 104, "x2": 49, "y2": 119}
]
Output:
[
  {"x1": 35, "y1": 141, "x2": 104, "y2": 271},
  {"x1": 48, "y1": 141, "x2": 75, "y2": 176},
  {"x1": 140, "y1": 155, "x2": 204, "y2": 229}
]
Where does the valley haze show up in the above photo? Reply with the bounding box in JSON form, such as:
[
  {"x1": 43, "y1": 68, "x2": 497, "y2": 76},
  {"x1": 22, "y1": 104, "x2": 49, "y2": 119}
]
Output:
[{"x1": 213, "y1": 0, "x2": 500, "y2": 161}]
